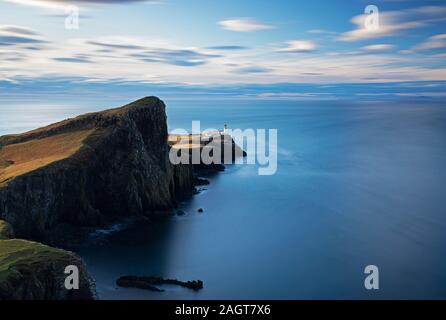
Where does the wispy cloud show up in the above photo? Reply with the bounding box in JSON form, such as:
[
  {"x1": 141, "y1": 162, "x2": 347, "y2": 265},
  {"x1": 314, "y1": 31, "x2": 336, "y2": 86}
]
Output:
[
  {"x1": 361, "y1": 44, "x2": 395, "y2": 52},
  {"x1": 414, "y1": 34, "x2": 446, "y2": 51},
  {"x1": 87, "y1": 40, "x2": 145, "y2": 50},
  {"x1": 308, "y1": 29, "x2": 337, "y2": 35},
  {"x1": 1, "y1": 14, "x2": 446, "y2": 87},
  {"x1": 2, "y1": 33, "x2": 445, "y2": 85},
  {"x1": 207, "y1": 45, "x2": 248, "y2": 51},
  {"x1": 84, "y1": 38, "x2": 220, "y2": 66},
  {"x1": 5, "y1": 0, "x2": 150, "y2": 9},
  {"x1": 54, "y1": 56, "x2": 92, "y2": 63},
  {"x1": 129, "y1": 49, "x2": 219, "y2": 67},
  {"x1": 339, "y1": 6, "x2": 446, "y2": 41},
  {"x1": 0, "y1": 25, "x2": 38, "y2": 36},
  {"x1": 218, "y1": 18, "x2": 275, "y2": 32},
  {"x1": 0, "y1": 35, "x2": 44, "y2": 45},
  {"x1": 276, "y1": 40, "x2": 317, "y2": 53},
  {"x1": 0, "y1": 24, "x2": 46, "y2": 46}
]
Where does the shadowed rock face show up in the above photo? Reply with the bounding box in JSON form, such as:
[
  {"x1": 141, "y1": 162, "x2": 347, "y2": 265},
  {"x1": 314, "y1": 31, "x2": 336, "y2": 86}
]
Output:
[{"x1": 0, "y1": 97, "x2": 195, "y2": 241}]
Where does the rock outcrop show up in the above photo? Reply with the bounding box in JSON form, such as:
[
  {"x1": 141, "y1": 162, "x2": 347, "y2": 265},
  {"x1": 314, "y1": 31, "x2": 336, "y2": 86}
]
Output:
[
  {"x1": 0, "y1": 97, "x2": 195, "y2": 241},
  {"x1": 116, "y1": 275, "x2": 203, "y2": 292},
  {"x1": 0, "y1": 238, "x2": 96, "y2": 300}
]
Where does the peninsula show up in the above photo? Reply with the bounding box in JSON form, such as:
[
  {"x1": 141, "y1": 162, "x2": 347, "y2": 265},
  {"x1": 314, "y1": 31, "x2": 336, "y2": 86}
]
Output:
[{"x1": 0, "y1": 96, "x2": 245, "y2": 300}]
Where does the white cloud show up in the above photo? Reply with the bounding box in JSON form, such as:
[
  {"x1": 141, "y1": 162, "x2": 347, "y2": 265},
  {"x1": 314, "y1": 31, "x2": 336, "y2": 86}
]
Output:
[
  {"x1": 276, "y1": 40, "x2": 317, "y2": 53},
  {"x1": 361, "y1": 44, "x2": 395, "y2": 52},
  {"x1": 395, "y1": 92, "x2": 446, "y2": 98},
  {"x1": 1, "y1": 25, "x2": 446, "y2": 86},
  {"x1": 0, "y1": 24, "x2": 45, "y2": 45},
  {"x1": 4, "y1": 0, "x2": 68, "y2": 9},
  {"x1": 414, "y1": 34, "x2": 446, "y2": 51},
  {"x1": 5, "y1": 0, "x2": 150, "y2": 8},
  {"x1": 218, "y1": 18, "x2": 274, "y2": 32},
  {"x1": 339, "y1": 6, "x2": 446, "y2": 41}
]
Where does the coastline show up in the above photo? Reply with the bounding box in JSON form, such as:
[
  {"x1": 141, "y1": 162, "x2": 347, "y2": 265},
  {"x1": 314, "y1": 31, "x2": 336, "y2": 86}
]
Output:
[{"x1": 0, "y1": 96, "x2": 245, "y2": 300}]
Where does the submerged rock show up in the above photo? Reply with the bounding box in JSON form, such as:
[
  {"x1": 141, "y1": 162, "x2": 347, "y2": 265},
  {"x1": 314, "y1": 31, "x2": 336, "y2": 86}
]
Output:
[
  {"x1": 193, "y1": 177, "x2": 210, "y2": 186},
  {"x1": 116, "y1": 275, "x2": 203, "y2": 292},
  {"x1": 116, "y1": 276, "x2": 164, "y2": 292}
]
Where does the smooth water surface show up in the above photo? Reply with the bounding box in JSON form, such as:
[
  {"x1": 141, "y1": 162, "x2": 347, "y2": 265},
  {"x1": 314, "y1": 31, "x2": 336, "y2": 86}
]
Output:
[{"x1": 1, "y1": 99, "x2": 446, "y2": 299}]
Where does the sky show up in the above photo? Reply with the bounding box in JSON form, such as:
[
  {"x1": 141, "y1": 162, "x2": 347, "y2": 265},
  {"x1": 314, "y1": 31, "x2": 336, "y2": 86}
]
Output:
[{"x1": 0, "y1": 0, "x2": 446, "y2": 100}]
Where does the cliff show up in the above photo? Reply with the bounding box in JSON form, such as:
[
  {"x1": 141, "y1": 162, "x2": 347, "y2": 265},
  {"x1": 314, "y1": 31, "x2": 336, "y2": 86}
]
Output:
[
  {"x1": 0, "y1": 219, "x2": 96, "y2": 300},
  {"x1": 0, "y1": 238, "x2": 96, "y2": 300},
  {"x1": 0, "y1": 96, "x2": 245, "y2": 300},
  {"x1": 0, "y1": 97, "x2": 195, "y2": 241}
]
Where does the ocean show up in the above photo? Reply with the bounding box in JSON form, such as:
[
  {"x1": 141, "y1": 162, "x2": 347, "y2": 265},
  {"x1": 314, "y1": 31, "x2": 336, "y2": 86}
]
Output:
[{"x1": 1, "y1": 99, "x2": 446, "y2": 299}]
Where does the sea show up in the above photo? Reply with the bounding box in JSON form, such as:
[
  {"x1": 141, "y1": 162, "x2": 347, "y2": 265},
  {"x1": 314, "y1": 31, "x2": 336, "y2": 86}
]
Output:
[{"x1": 1, "y1": 98, "x2": 446, "y2": 299}]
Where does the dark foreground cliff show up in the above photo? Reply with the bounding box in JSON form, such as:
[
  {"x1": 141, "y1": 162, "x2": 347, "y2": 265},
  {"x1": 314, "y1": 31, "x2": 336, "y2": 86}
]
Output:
[
  {"x1": 0, "y1": 97, "x2": 194, "y2": 241},
  {"x1": 0, "y1": 241, "x2": 96, "y2": 299},
  {"x1": 0, "y1": 220, "x2": 96, "y2": 300}
]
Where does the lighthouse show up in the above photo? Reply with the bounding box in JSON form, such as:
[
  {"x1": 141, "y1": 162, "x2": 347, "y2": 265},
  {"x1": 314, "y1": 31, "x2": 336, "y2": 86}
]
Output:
[{"x1": 223, "y1": 124, "x2": 228, "y2": 134}]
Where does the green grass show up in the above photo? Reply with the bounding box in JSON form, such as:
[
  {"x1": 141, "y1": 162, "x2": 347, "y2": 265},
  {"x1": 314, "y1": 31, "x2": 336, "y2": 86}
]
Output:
[{"x1": 0, "y1": 239, "x2": 73, "y2": 284}]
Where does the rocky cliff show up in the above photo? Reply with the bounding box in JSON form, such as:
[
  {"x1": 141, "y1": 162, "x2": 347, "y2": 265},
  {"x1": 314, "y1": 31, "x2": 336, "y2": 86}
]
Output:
[
  {"x1": 0, "y1": 97, "x2": 195, "y2": 241},
  {"x1": 0, "y1": 96, "x2": 245, "y2": 300},
  {"x1": 0, "y1": 239, "x2": 96, "y2": 300},
  {"x1": 0, "y1": 220, "x2": 96, "y2": 300}
]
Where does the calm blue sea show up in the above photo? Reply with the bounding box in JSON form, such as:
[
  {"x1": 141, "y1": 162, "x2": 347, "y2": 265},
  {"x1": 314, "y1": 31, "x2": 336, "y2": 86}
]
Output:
[{"x1": 1, "y1": 99, "x2": 446, "y2": 299}]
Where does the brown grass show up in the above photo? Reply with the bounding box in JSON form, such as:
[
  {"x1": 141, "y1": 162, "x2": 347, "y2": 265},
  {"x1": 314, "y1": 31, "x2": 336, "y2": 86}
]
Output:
[{"x1": 0, "y1": 129, "x2": 94, "y2": 184}]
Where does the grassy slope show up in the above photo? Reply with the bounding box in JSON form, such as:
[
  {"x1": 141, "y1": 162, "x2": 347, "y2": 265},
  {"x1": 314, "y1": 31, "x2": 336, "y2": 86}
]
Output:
[
  {"x1": 0, "y1": 129, "x2": 94, "y2": 186},
  {"x1": 0, "y1": 97, "x2": 170, "y2": 189},
  {"x1": 0, "y1": 97, "x2": 163, "y2": 188},
  {"x1": 0, "y1": 221, "x2": 95, "y2": 300},
  {"x1": 0, "y1": 239, "x2": 72, "y2": 283}
]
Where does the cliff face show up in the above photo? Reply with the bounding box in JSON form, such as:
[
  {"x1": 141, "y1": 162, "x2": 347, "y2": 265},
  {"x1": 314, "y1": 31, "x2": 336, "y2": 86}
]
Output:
[{"x1": 0, "y1": 97, "x2": 194, "y2": 241}]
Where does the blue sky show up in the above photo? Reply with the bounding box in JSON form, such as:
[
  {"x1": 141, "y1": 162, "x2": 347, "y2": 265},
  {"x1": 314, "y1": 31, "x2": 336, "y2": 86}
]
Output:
[{"x1": 0, "y1": 0, "x2": 446, "y2": 99}]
